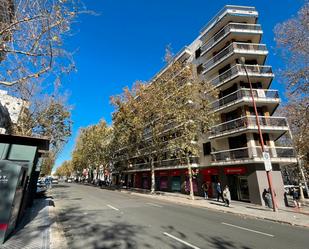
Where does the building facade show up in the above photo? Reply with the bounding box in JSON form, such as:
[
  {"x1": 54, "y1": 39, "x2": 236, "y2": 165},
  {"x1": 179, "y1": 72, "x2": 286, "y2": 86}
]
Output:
[
  {"x1": 117, "y1": 5, "x2": 297, "y2": 207},
  {"x1": 0, "y1": 89, "x2": 25, "y2": 134}
]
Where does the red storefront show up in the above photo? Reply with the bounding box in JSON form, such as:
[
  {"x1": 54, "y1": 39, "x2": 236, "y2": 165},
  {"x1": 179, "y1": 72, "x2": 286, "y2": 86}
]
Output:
[
  {"x1": 155, "y1": 170, "x2": 169, "y2": 190},
  {"x1": 200, "y1": 168, "x2": 219, "y2": 198}
]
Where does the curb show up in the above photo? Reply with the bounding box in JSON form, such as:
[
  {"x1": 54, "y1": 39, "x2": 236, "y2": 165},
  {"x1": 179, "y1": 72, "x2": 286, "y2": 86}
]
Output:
[{"x1": 49, "y1": 196, "x2": 68, "y2": 249}]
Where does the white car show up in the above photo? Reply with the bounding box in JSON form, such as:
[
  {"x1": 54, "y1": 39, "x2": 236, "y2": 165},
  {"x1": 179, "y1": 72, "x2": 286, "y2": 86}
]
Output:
[{"x1": 52, "y1": 178, "x2": 59, "y2": 184}]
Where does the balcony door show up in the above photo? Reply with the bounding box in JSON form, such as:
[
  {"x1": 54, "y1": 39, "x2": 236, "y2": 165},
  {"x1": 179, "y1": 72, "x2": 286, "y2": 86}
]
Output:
[{"x1": 228, "y1": 134, "x2": 247, "y2": 149}]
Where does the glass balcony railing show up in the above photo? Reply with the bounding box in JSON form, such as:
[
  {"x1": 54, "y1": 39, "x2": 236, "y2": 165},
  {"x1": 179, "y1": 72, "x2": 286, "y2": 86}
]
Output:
[
  {"x1": 255, "y1": 147, "x2": 296, "y2": 158},
  {"x1": 210, "y1": 116, "x2": 288, "y2": 137},
  {"x1": 203, "y1": 43, "x2": 268, "y2": 73},
  {"x1": 211, "y1": 88, "x2": 279, "y2": 110},
  {"x1": 201, "y1": 23, "x2": 262, "y2": 54},
  {"x1": 212, "y1": 147, "x2": 250, "y2": 161},
  {"x1": 211, "y1": 146, "x2": 296, "y2": 162},
  {"x1": 209, "y1": 64, "x2": 273, "y2": 87}
]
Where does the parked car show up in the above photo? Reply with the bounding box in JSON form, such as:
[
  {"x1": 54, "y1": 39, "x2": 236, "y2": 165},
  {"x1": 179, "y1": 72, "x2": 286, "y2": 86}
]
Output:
[
  {"x1": 52, "y1": 177, "x2": 59, "y2": 184},
  {"x1": 67, "y1": 178, "x2": 72, "y2": 183},
  {"x1": 36, "y1": 180, "x2": 47, "y2": 194}
]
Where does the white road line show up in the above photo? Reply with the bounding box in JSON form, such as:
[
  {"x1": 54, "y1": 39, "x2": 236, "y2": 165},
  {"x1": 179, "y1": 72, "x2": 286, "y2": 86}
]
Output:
[
  {"x1": 163, "y1": 232, "x2": 201, "y2": 249},
  {"x1": 221, "y1": 222, "x2": 275, "y2": 237},
  {"x1": 107, "y1": 204, "x2": 119, "y2": 211},
  {"x1": 146, "y1": 202, "x2": 163, "y2": 208}
]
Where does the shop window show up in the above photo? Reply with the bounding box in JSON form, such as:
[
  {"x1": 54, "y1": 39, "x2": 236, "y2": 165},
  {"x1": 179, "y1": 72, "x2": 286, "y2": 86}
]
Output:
[{"x1": 203, "y1": 142, "x2": 211, "y2": 156}]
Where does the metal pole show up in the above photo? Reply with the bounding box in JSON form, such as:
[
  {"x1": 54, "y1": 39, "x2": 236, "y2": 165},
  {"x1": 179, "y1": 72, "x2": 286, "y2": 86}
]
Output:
[{"x1": 240, "y1": 57, "x2": 277, "y2": 212}]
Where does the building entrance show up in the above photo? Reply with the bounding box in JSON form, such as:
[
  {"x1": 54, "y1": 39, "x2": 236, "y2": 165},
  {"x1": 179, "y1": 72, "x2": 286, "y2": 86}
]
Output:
[{"x1": 227, "y1": 175, "x2": 250, "y2": 201}]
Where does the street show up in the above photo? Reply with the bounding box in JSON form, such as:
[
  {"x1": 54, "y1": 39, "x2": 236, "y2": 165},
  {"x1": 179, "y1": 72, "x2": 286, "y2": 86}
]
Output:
[{"x1": 51, "y1": 183, "x2": 308, "y2": 249}]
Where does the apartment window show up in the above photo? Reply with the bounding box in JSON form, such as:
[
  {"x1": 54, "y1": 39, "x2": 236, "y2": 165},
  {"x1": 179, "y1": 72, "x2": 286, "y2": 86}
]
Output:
[
  {"x1": 195, "y1": 48, "x2": 201, "y2": 59},
  {"x1": 203, "y1": 142, "x2": 211, "y2": 156},
  {"x1": 196, "y1": 64, "x2": 204, "y2": 74}
]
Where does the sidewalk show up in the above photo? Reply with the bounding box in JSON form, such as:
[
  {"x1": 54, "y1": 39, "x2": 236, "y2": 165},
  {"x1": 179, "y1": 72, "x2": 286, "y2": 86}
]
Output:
[
  {"x1": 0, "y1": 194, "x2": 67, "y2": 249},
  {"x1": 117, "y1": 188, "x2": 309, "y2": 228}
]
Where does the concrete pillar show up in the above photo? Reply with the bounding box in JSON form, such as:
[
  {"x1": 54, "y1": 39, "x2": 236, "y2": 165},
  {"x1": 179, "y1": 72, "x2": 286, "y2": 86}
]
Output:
[{"x1": 248, "y1": 169, "x2": 285, "y2": 208}]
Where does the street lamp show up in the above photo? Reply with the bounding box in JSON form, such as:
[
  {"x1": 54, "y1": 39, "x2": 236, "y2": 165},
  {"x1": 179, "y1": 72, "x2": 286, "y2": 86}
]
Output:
[{"x1": 240, "y1": 57, "x2": 277, "y2": 212}]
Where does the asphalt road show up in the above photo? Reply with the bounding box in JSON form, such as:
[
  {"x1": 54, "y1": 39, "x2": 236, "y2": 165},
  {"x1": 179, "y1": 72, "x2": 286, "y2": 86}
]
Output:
[{"x1": 51, "y1": 183, "x2": 309, "y2": 249}]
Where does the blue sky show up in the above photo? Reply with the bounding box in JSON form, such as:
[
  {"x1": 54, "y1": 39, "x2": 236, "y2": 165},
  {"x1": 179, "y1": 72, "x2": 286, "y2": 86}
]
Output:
[{"x1": 54, "y1": 0, "x2": 305, "y2": 169}]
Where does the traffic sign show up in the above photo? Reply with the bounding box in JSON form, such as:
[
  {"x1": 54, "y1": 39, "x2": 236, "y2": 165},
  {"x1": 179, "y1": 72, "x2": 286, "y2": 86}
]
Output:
[{"x1": 263, "y1": 152, "x2": 272, "y2": 171}]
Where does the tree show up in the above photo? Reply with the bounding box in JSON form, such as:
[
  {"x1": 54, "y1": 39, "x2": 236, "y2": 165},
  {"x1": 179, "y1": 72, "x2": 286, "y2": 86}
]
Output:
[
  {"x1": 10, "y1": 83, "x2": 73, "y2": 175},
  {"x1": 55, "y1": 160, "x2": 73, "y2": 177},
  {"x1": 110, "y1": 83, "x2": 145, "y2": 182},
  {"x1": 274, "y1": 1, "x2": 309, "y2": 96},
  {"x1": 111, "y1": 53, "x2": 217, "y2": 198},
  {"x1": 275, "y1": 1, "x2": 309, "y2": 186},
  {"x1": 71, "y1": 120, "x2": 112, "y2": 179},
  {"x1": 159, "y1": 62, "x2": 217, "y2": 199},
  {"x1": 0, "y1": 0, "x2": 86, "y2": 86}
]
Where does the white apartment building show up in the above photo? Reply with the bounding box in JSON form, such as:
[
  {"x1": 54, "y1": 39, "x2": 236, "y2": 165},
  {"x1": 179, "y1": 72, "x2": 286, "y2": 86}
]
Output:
[{"x1": 118, "y1": 5, "x2": 297, "y2": 207}]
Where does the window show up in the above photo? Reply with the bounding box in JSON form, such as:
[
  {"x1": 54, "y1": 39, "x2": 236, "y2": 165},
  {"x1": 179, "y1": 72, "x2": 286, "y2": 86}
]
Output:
[
  {"x1": 203, "y1": 142, "x2": 211, "y2": 156},
  {"x1": 197, "y1": 64, "x2": 204, "y2": 74},
  {"x1": 195, "y1": 48, "x2": 201, "y2": 59}
]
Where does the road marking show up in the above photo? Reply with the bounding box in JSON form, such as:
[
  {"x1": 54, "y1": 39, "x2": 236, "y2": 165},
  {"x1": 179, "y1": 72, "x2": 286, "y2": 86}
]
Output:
[
  {"x1": 221, "y1": 222, "x2": 274, "y2": 237},
  {"x1": 107, "y1": 204, "x2": 119, "y2": 211},
  {"x1": 146, "y1": 202, "x2": 163, "y2": 208},
  {"x1": 163, "y1": 232, "x2": 201, "y2": 249}
]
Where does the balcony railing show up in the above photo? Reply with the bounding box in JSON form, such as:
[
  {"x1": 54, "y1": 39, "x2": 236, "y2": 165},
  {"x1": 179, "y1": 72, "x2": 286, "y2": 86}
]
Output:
[
  {"x1": 200, "y1": 5, "x2": 257, "y2": 35},
  {"x1": 203, "y1": 43, "x2": 268, "y2": 73},
  {"x1": 211, "y1": 146, "x2": 296, "y2": 162},
  {"x1": 212, "y1": 147, "x2": 250, "y2": 161},
  {"x1": 210, "y1": 116, "x2": 288, "y2": 137},
  {"x1": 209, "y1": 64, "x2": 273, "y2": 87},
  {"x1": 132, "y1": 157, "x2": 199, "y2": 170},
  {"x1": 211, "y1": 88, "x2": 279, "y2": 110},
  {"x1": 255, "y1": 147, "x2": 296, "y2": 158},
  {"x1": 201, "y1": 23, "x2": 262, "y2": 54}
]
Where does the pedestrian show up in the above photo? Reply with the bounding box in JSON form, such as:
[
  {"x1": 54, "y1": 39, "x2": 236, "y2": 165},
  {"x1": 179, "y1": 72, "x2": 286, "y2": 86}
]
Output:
[
  {"x1": 45, "y1": 177, "x2": 51, "y2": 189},
  {"x1": 216, "y1": 182, "x2": 224, "y2": 202},
  {"x1": 223, "y1": 185, "x2": 231, "y2": 207},
  {"x1": 262, "y1": 188, "x2": 269, "y2": 207},
  {"x1": 202, "y1": 182, "x2": 209, "y2": 200},
  {"x1": 292, "y1": 188, "x2": 301, "y2": 208}
]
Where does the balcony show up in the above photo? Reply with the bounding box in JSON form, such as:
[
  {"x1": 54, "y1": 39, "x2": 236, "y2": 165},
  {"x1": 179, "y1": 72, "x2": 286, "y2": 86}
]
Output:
[
  {"x1": 209, "y1": 116, "x2": 289, "y2": 139},
  {"x1": 211, "y1": 146, "x2": 297, "y2": 165},
  {"x1": 209, "y1": 64, "x2": 274, "y2": 88},
  {"x1": 127, "y1": 157, "x2": 200, "y2": 171},
  {"x1": 200, "y1": 5, "x2": 258, "y2": 39},
  {"x1": 203, "y1": 43, "x2": 268, "y2": 74},
  {"x1": 211, "y1": 88, "x2": 280, "y2": 113},
  {"x1": 201, "y1": 23, "x2": 262, "y2": 56}
]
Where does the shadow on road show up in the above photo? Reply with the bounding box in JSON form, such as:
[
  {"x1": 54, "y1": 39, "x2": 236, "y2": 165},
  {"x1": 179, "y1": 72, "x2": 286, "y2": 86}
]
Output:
[
  {"x1": 196, "y1": 233, "x2": 253, "y2": 249},
  {"x1": 57, "y1": 206, "x2": 152, "y2": 249}
]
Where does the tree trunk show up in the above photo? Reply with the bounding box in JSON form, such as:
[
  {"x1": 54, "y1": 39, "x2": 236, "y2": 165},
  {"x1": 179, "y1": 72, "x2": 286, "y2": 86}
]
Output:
[
  {"x1": 186, "y1": 155, "x2": 195, "y2": 200},
  {"x1": 151, "y1": 157, "x2": 155, "y2": 194}
]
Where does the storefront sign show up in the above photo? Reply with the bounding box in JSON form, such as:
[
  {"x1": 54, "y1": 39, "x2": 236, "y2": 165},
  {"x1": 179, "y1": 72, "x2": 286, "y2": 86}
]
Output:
[
  {"x1": 171, "y1": 170, "x2": 182, "y2": 176},
  {"x1": 201, "y1": 168, "x2": 219, "y2": 175},
  {"x1": 224, "y1": 167, "x2": 246, "y2": 175},
  {"x1": 155, "y1": 171, "x2": 169, "y2": 176}
]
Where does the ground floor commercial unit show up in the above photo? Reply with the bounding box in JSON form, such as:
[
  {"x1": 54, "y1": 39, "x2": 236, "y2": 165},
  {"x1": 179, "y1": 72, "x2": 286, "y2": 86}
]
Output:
[{"x1": 119, "y1": 164, "x2": 287, "y2": 207}]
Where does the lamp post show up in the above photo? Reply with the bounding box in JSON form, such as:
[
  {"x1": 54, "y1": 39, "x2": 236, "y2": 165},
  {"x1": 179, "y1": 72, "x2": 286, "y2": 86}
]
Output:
[{"x1": 240, "y1": 57, "x2": 277, "y2": 212}]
